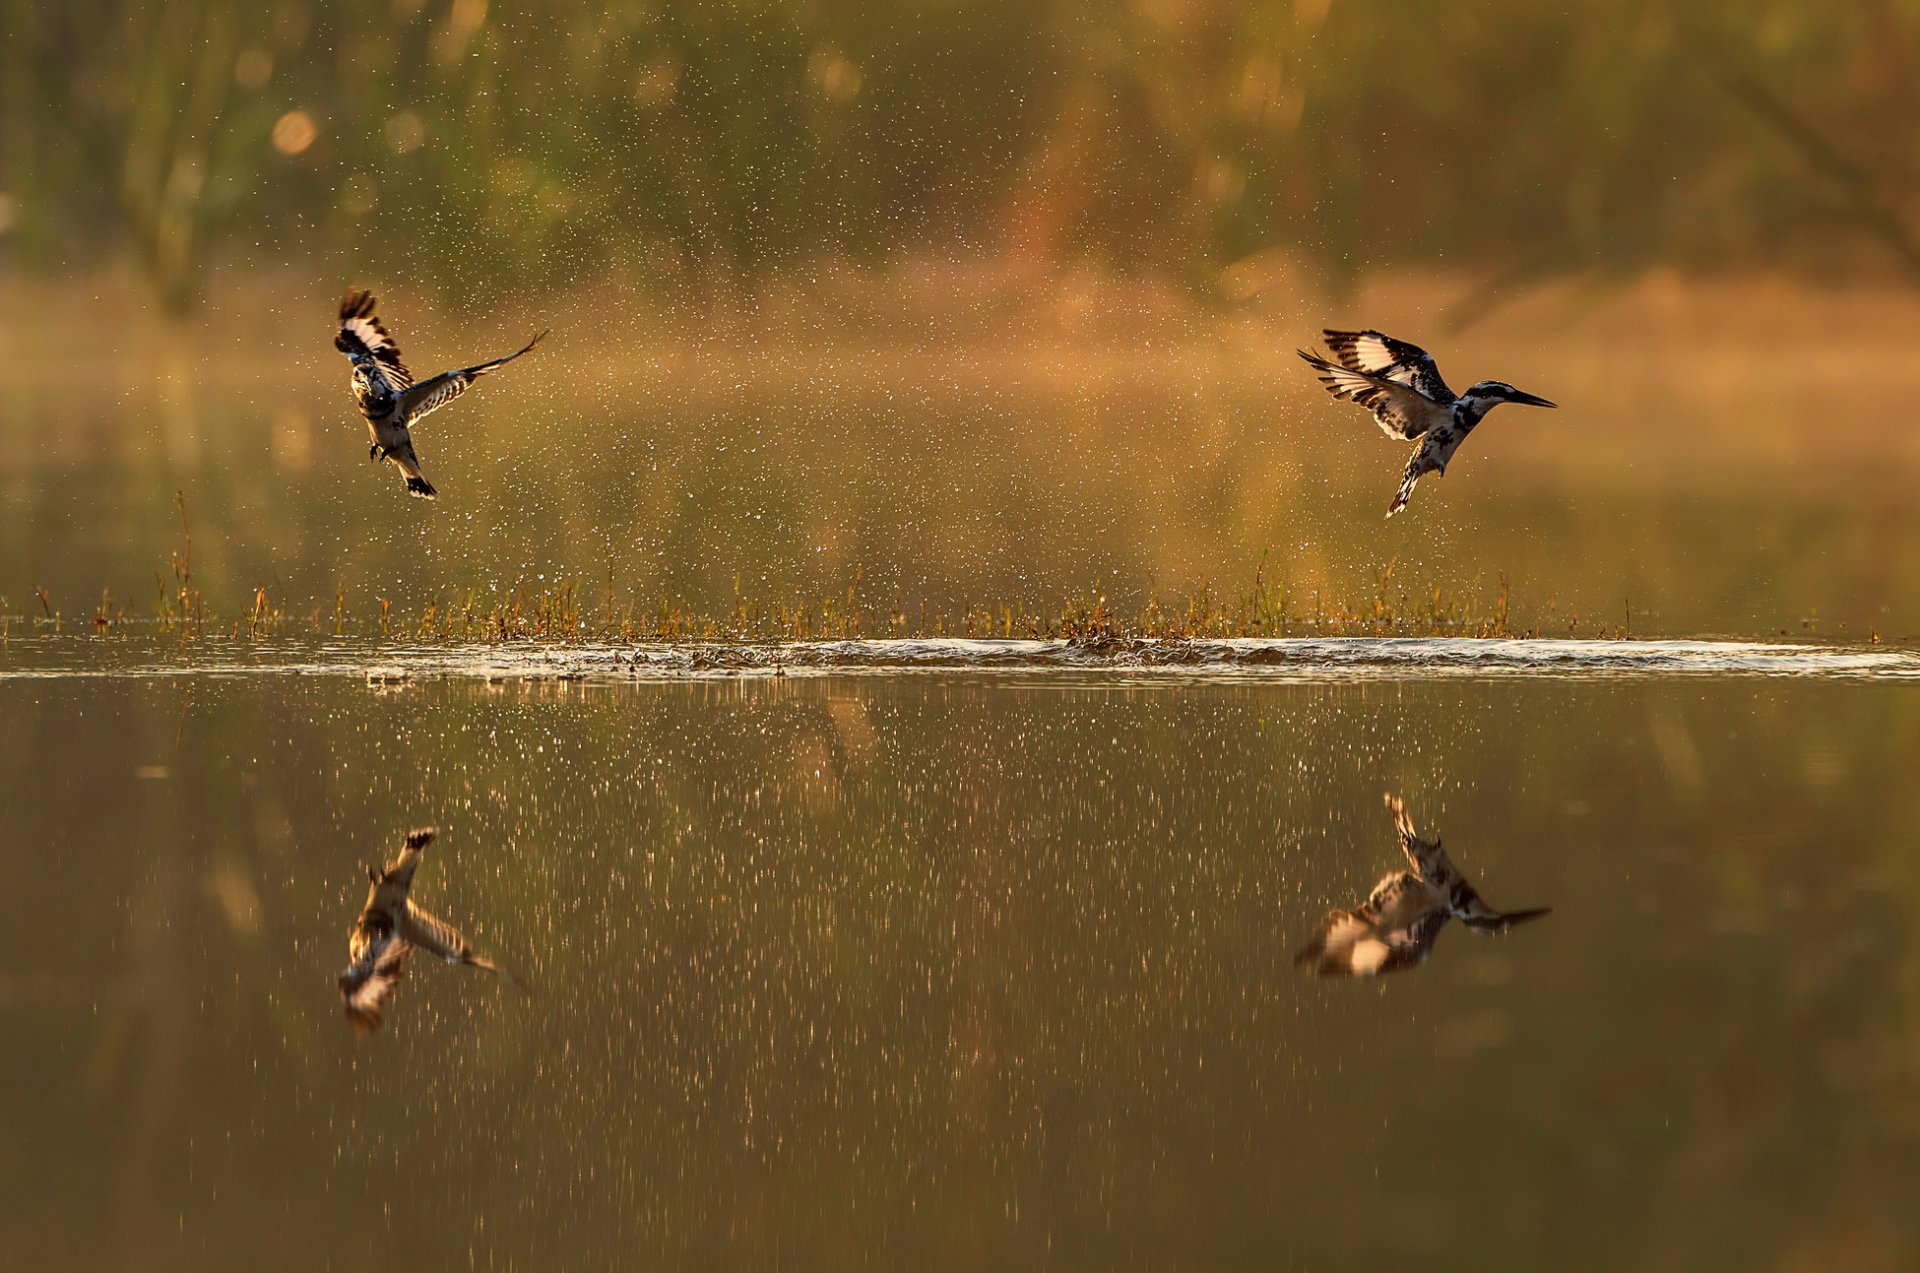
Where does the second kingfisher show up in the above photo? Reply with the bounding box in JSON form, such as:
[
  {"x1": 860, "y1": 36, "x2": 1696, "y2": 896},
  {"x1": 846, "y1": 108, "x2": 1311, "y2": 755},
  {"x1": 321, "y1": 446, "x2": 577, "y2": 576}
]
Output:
[{"x1": 1298, "y1": 328, "x2": 1555, "y2": 517}]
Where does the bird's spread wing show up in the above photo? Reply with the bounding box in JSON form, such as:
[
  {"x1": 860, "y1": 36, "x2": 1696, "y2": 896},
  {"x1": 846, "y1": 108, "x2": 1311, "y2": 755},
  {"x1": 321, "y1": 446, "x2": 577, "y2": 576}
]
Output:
[
  {"x1": 1298, "y1": 349, "x2": 1451, "y2": 441},
  {"x1": 1294, "y1": 906, "x2": 1445, "y2": 976},
  {"x1": 402, "y1": 903, "x2": 497, "y2": 971},
  {"x1": 404, "y1": 903, "x2": 531, "y2": 989},
  {"x1": 339, "y1": 937, "x2": 412, "y2": 1034},
  {"x1": 1322, "y1": 329, "x2": 1454, "y2": 404},
  {"x1": 1457, "y1": 897, "x2": 1553, "y2": 934},
  {"x1": 398, "y1": 330, "x2": 546, "y2": 425},
  {"x1": 336, "y1": 290, "x2": 414, "y2": 390}
]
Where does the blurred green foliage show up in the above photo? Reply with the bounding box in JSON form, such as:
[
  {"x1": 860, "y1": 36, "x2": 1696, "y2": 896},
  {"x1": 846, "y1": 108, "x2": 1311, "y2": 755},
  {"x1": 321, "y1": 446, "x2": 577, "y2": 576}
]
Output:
[{"x1": 6, "y1": 0, "x2": 1920, "y2": 306}]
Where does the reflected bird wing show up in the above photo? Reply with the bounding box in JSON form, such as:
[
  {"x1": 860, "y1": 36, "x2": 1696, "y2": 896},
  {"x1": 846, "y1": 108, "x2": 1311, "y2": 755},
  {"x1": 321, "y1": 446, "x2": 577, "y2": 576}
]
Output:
[
  {"x1": 1455, "y1": 893, "x2": 1552, "y2": 934},
  {"x1": 398, "y1": 331, "x2": 546, "y2": 426},
  {"x1": 1295, "y1": 894, "x2": 1449, "y2": 977},
  {"x1": 1298, "y1": 349, "x2": 1452, "y2": 441},
  {"x1": 1322, "y1": 329, "x2": 1455, "y2": 404},
  {"x1": 399, "y1": 902, "x2": 489, "y2": 968},
  {"x1": 401, "y1": 902, "x2": 530, "y2": 990},
  {"x1": 335, "y1": 290, "x2": 414, "y2": 391}
]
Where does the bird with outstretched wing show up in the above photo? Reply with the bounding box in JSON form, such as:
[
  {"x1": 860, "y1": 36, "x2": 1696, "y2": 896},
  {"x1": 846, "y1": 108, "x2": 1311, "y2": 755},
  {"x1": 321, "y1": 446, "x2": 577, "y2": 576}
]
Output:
[
  {"x1": 335, "y1": 290, "x2": 545, "y2": 500},
  {"x1": 1294, "y1": 793, "x2": 1550, "y2": 977},
  {"x1": 1298, "y1": 328, "x2": 1555, "y2": 517},
  {"x1": 338, "y1": 827, "x2": 529, "y2": 1034}
]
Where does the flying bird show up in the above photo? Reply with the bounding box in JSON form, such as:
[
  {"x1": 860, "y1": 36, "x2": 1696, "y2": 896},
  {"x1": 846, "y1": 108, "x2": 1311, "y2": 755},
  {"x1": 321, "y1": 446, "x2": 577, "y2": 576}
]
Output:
[
  {"x1": 1294, "y1": 793, "x2": 1550, "y2": 977},
  {"x1": 335, "y1": 289, "x2": 546, "y2": 499},
  {"x1": 337, "y1": 827, "x2": 525, "y2": 1034},
  {"x1": 1298, "y1": 329, "x2": 1555, "y2": 517}
]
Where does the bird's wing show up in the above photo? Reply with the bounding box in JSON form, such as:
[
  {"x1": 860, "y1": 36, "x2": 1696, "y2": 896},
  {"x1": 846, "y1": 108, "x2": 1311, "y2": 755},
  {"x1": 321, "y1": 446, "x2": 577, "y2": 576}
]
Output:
[
  {"x1": 404, "y1": 903, "x2": 533, "y2": 989},
  {"x1": 1373, "y1": 910, "x2": 1450, "y2": 971},
  {"x1": 401, "y1": 902, "x2": 500, "y2": 974},
  {"x1": 335, "y1": 289, "x2": 414, "y2": 391},
  {"x1": 1294, "y1": 905, "x2": 1443, "y2": 976},
  {"x1": 1298, "y1": 349, "x2": 1451, "y2": 441},
  {"x1": 1293, "y1": 908, "x2": 1372, "y2": 974},
  {"x1": 339, "y1": 937, "x2": 413, "y2": 1034},
  {"x1": 1322, "y1": 329, "x2": 1454, "y2": 404},
  {"x1": 398, "y1": 330, "x2": 546, "y2": 425},
  {"x1": 1454, "y1": 887, "x2": 1552, "y2": 933}
]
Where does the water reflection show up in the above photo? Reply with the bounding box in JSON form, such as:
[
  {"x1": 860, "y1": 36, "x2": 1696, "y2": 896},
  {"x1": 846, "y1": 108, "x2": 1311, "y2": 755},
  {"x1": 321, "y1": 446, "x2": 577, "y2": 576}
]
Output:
[
  {"x1": 11, "y1": 672, "x2": 1918, "y2": 1267},
  {"x1": 1295, "y1": 794, "x2": 1551, "y2": 977},
  {"x1": 338, "y1": 826, "x2": 526, "y2": 1034}
]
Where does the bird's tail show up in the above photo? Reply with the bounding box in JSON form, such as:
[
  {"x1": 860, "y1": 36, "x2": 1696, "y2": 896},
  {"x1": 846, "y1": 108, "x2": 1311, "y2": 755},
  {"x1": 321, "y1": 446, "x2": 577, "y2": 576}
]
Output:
[
  {"x1": 381, "y1": 441, "x2": 438, "y2": 499},
  {"x1": 1383, "y1": 792, "x2": 1449, "y2": 881},
  {"x1": 1383, "y1": 792, "x2": 1414, "y2": 841},
  {"x1": 1387, "y1": 462, "x2": 1422, "y2": 518},
  {"x1": 384, "y1": 826, "x2": 436, "y2": 887}
]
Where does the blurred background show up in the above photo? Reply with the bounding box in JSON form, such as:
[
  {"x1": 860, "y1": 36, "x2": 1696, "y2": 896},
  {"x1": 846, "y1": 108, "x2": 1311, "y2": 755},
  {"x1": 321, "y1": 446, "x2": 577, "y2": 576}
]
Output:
[
  {"x1": 6, "y1": 0, "x2": 1920, "y2": 633},
  {"x1": 12, "y1": 9, "x2": 1920, "y2": 1268}
]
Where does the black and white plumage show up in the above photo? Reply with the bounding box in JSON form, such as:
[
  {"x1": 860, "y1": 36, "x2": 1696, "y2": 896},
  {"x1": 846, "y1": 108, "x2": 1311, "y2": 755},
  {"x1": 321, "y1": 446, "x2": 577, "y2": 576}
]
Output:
[
  {"x1": 1298, "y1": 329, "x2": 1555, "y2": 517},
  {"x1": 338, "y1": 827, "x2": 525, "y2": 1034},
  {"x1": 336, "y1": 290, "x2": 546, "y2": 500},
  {"x1": 1293, "y1": 794, "x2": 1550, "y2": 978}
]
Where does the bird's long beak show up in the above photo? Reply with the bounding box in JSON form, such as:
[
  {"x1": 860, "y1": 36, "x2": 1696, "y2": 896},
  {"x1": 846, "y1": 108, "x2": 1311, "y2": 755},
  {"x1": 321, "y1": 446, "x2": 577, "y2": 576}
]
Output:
[{"x1": 1509, "y1": 389, "x2": 1556, "y2": 408}]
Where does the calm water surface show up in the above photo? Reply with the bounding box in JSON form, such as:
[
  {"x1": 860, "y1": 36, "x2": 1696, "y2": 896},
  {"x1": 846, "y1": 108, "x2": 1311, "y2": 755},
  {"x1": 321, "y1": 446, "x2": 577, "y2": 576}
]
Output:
[{"x1": 5, "y1": 640, "x2": 1918, "y2": 1268}]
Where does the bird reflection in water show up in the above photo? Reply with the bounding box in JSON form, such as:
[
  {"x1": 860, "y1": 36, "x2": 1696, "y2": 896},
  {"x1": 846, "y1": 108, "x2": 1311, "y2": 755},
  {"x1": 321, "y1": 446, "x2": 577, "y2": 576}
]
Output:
[
  {"x1": 1295, "y1": 794, "x2": 1550, "y2": 977},
  {"x1": 337, "y1": 827, "x2": 529, "y2": 1033}
]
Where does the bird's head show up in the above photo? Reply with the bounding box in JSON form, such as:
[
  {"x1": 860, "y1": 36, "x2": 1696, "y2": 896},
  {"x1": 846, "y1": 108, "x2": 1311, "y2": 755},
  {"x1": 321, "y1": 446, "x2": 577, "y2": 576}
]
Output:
[
  {"x1": 348, "y1": 357, "x2": 391, "y2": 411},
  {"x1": 1462, "y1": 380, "x2": 1556, "y2": 411}
]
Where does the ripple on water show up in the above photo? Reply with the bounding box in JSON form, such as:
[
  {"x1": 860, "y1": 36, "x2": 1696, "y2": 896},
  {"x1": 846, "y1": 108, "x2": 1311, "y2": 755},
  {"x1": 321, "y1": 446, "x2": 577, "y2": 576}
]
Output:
[{"x1": 4, "y1": 634, "x2": 1920, "y2": 683}]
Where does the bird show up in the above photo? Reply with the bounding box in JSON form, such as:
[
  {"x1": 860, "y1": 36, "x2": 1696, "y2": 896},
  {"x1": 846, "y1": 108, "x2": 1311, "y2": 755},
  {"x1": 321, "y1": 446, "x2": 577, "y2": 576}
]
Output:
[
  {"x1": 337, "y1": 827, "x2": 525, "y2": 1034},
  {"x1": 335, "y1": 289, "x2": 546, "y2": 499},
  {"x1": 1293, "y1": 793, "x2": 1550, "y2": 977},
  {"x1": 1297, "y1": 329, "x2": 1555, "y2": 517}
]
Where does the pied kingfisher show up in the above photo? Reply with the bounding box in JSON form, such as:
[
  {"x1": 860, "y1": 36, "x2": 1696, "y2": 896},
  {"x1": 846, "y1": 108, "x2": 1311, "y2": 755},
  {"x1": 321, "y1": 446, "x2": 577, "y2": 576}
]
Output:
[
  {"x1": 338, "y1": 827, "x2": 526, "y2": 1034},
  {"x1": 1298, "y1": 329, "x2": 1555, "y2": 517},
  {"x1": 336, "y1": 289, "x2": 545, "y2": 499},
  {"x1": 1294, "y1": 794, "x2": 1550, "y2": 977}
]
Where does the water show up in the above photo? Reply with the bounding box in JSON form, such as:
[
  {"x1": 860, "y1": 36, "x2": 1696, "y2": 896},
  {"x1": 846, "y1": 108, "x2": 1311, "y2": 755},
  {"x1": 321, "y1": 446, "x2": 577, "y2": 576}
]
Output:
[
  {"x1": 9, "y1": 279, "x2": 1920, "y2": 1265},
  {"x1": 5, "y1": 637, "x2": 1918, "y2": 1268}
]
